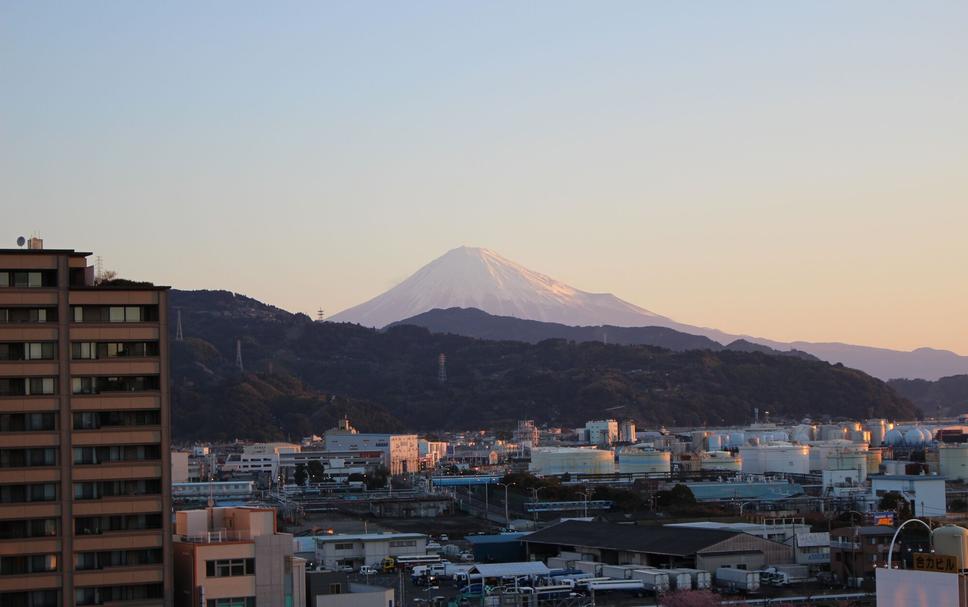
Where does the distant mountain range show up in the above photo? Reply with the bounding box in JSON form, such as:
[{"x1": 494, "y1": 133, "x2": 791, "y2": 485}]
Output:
[
  {"x1": 391, "y1": 307, "x2": 817, "y2": 361},
  {"x1": 168, "y1": 289, "x2": 919, "y2": 439},
  {"x1": 331, "y1": 246, "x2": 968, "y2": 380},
  {"x1": 888, "y1": 374, "x2": 968, "y2": 418}
]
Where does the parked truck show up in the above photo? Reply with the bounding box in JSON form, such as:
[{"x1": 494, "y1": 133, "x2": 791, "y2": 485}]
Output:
[
  {"x1": 715, "y1": 567, "x2": 760, "y2": 593},
  {"x1": 601, "y1": 565, "x2": 636, "y2": 580},
  {"x1": 677, "y1": 568, "x2": 711, "y2": 590},
  {"x1": 664, "y1": 569, "x2": 694, "y2": 590},
  {"x1": 630, "y1": 569, "x2": 670, "y2": 593},
  {"x1": 575, "y1": 561, "x2": 603, "y2": 576}
]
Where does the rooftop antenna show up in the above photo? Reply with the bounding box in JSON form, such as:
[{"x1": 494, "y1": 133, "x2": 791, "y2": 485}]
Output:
[
  {"x1": 437, "y1": 353, "x2": 447, "y2": 383},
  {"x1": 316, "y1": 308, "x2": 325, "y2": 323},
  {"x1": 235, "y1": 339, "x2": 244, "y2": 372},
  {"x1": 16, "y1": 236, "x2": 26, "y2": 248},
  {"x1": 95, "y1": 256, "x2": 104, "y2": 282},
  {"x1": 175, "y1": 309, "x2": 184, "y2": 342}
]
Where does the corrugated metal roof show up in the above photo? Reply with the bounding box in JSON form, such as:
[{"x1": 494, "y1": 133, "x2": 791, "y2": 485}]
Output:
[
  {"x1": 523, "y1": 520, "x2": 739, "y2": 557},
  {"x1": 468, "y1": 562, "x2": 550, "y2": 577}
]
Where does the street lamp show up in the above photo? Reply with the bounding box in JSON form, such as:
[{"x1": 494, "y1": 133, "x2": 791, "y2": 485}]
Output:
[
  {"x1": 531, "y1": 486, "x2": 550, "y2": 522},
  {"x1": 497, "y1": 482, "x2": 515, "y2": 530},
  {"x1": 887, "y1": 518, "x2": 933, "y2": 568}
]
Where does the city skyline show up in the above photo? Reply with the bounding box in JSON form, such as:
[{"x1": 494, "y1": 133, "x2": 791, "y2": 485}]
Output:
[{"x1": 3, "y1": 2, "x2": 966, "y2": 353}]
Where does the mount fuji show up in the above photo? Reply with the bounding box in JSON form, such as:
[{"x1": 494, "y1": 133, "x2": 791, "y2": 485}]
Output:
[{"x1": 329, "y1": 246, "x2": 968, "y2": 380}]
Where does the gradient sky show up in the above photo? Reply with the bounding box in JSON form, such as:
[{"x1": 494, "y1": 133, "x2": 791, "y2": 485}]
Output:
[{"x1": 2, "y1": 2, "x2": 966, "y2": 353}]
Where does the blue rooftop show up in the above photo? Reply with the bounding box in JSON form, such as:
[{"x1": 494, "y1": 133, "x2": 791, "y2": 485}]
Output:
[{"x1": 685, "y1": 481, "x2": 804, "y2": 501}]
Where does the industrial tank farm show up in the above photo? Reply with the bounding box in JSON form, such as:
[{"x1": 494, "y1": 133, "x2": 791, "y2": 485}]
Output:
[{"x1": 617, "y1": 447, "x2": 671, "y2": 474}]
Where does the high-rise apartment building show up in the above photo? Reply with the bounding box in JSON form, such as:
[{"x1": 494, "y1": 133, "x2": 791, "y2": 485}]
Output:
[{"x1": 0, "y1": 241, "x2": 171, "y2": 607}]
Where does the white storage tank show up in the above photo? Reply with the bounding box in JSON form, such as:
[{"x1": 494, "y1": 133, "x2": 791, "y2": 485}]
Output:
[
  {"x1": 707, "y1": 434, "x2": 723, "y2": 452},
  {"x1": 529, "y1": 447, "x2": 615, "y2": 476},
  {"x1": 866, "y1": 448, "x2": 884, "y2": 474},
  {"x1": 933, "y1": 525, "x2": 968, "y2": 568},
  {"x1": 826, "y1": 448, "x2": 869, "y2": 483},
  {"x1": 701, "y1": 451, "x2": 743, "y2": 472},
  {"x1": 820, "y1": 425, "x2": 846, "y2": 441},
  {"x1": 865, "y1": 419, "x2": 887, "y2": 446},
  {"x1": 619, "y1": 420, "x2": 637, "y2": 443},
  {"x1": 739, "y1": 444, "x2": 809, "y2": 475},
  {"x1": 617, "y1": 447, "x2": 671, "y2": 474},
  {"x1": 940, "y1": 444, "x2": 968, "y2": 482}
]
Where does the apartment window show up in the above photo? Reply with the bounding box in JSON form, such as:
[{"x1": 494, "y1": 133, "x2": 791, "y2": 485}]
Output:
[
  {"x1": 0, "y1": 413, "x2": 56, "y2": 432},
  {"x1": 0, "y1": 554, "x2": 59, "y2": 575},
  {"x1": 75, "y1": 584, "x2": 163, "y2": 606},
  {"x1": 329, "y1": 583, "x2": 343, "y2": 594},
  {"x1": 0, "y1": 308, "x2": 56, "y2": 323},
  {"x1": 72, "y1": 375, "x2": 160, "y2": 395},
  {"x1": 71, "y1": 341, "x2": 159, "y2": 360},
  {"x1": 0, "y1": 448, "x2": 57, "y2": 468},
  {"x1": 0, "y1": 590, "x2": 60, "y2": 607},
  {"x1": 0, "y1": 270, "x2": 56, "y2": 289},
  {"x1": 73, "y1": 445, "x2": 160, "y2": 465},
  {"x1": 207, "y1": 598, "x2": 256, "y2": 607},
  {"x1": 0, "y1": 343, "x2": 56, "y2": 361},
  {"x1": 0, "y1": 378, "x2": 56, "y2": 396},
  {"x1": 70, "y1": 305, "x2": 159, "y2": 323},
  {"x1": 73, "y1": 479, "x2": 161, "y2": 500},
  {"x1": 75, "y1": 549, "x2": 162, "y2": 571},
  {"x1": 0, "y1": 518, "x2": 58, "y2": 540},
  {"x1": 0, "y1": 483, "x2": 57, "y2": 503},
  {"x1": 333, "y1": 543, "x2": 354, "y2": 550},
  {"x1": 205, "y1": 558, "x2": 255, "y2": 577},
  {"x1": 73, "y1": 410, "x2": 160, "y2": 430},
  {"x1": 74, "y1": 514, "x2": 162, "y2": 535}
]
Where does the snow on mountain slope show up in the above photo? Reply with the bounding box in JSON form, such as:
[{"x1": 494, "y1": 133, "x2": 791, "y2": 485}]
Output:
[
  {"x1": 330, "y1": 246, "x2": 673, "y2": 329},
  {"x1": 330, "y1": 246, "x2": 968, "y2": 380}
]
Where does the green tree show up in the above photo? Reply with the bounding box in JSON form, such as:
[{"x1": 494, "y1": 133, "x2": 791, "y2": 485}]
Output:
[
  {"x1": 294, "y1": 463, "x2": 307, "y2": 486},
  {"x1": 879, "y1": 491, "x2": 913, "y2": 520},
  {"x1": 307, "y1": 460, "x2": 325, "y2": 483}
]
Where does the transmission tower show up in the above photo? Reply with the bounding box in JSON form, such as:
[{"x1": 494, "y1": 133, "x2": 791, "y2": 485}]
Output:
[
  {"x1": 235, "y1": 339, "x2": 244, "y2": 372},
  {"x1": 437, "y1": 353, "x2": 447, "y2": 383},
  {"x1": 316, "y1": 308, "x2": 325, "y2": 322},
  {"x1": 175, "y1": 309, "x2": 184, "y2": 341}
]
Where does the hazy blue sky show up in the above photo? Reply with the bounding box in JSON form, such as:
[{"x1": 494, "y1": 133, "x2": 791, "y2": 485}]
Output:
[{"x1": 3, "y1": 2, "x2": 966, "y2": 352}]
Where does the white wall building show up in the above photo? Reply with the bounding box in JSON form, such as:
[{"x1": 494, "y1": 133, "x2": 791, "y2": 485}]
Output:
[
  {"x1": 311, "y1": 533, "x2": 428, "y2": 569},
  {"x1": 222, "y1": 442, "x2": 301, "y2": 478},
  {"x1": 585, "y1": 419, "x2": 619, "y2": 446},
  {"x1": 324, "y1": 418, "x2": 419, "y2": 475},
  {"x1": 870, "y1": 475, "x2": 947, "y2": 518},
  {"x1": 530, "y1": 447, "x2": 614, "y2": 476}
]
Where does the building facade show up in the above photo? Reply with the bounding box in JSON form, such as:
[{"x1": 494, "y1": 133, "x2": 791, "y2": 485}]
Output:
[
  {"x1": 0, "y1": 243, "x2": 172, "y2": 607},
  {"x1": 324, "y1": 418, "x2": 418, "y2": 475},
  {"x1": 172, "y1": 507, "x2": 305, "y2": 607}
]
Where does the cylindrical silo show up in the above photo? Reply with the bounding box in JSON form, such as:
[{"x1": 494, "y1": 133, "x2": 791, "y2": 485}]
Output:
[
  {"x1": 529, "y1": 447, "x2": 615, "y2": 476},
  {"x1": 617, "y1": 448, "x2": 671, "y2": 474},
  {"x1": 701, "y1": 451, "x2": 742, "y2": 472},
  {"x1": 940, "y1": 444, "x2": 968, "y2": 482}
]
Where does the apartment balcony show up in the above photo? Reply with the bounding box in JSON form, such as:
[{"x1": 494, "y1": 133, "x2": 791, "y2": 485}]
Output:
[
  {"x1": 0, "y1": 502, "x2": 60, "y2": 520},
  {"x1": 0, "y1": 396, "x2": 58, "y2": 413},
  {"x1": 72, "y1": 430, "x2": 162, "y2": 447},
  {"x1": 74, "y1": 531, "x2": 163, "y2": 552},
  {"x1": 174, "y1": 529, "x2": 255, "y2": 544},
  {"x1": 0, "y1": 432, "x2": 59, "y2": 448},
  {"x1": 74, "y1": 565, "x2": 163, "y2": 588},
  {"x1": 0, "y1": 571, "x2": 61, "y2": 593},
  {"x1": 0, "y1": 467, "x2": 59, "y2": 484},
  {"x1": 0, "y1": 537, "x2": 60, "y2": 557},
  {"x1": 72, "y1": 464, "x2": 162, "y2": 482},
  {"x1": 72, "y1": 497, "x2": 163, "y2": 517}
]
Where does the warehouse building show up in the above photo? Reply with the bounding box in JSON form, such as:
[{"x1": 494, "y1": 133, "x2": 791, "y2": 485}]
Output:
[{"x1": 523, "y1": 520, "x2": 793, "y2": 573}]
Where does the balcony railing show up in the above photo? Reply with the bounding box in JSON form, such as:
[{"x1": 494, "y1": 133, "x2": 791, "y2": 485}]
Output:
[{"x1": 175, "y1": 529, "x2": 253, "y2": 543}]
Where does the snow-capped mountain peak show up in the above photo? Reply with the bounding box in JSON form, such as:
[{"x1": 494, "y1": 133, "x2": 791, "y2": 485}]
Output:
[{"x1": 329, "y1": 246, "x2": 670, "y2": 328}]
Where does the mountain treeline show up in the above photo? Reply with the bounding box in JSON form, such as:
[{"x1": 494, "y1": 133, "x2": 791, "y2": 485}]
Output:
[{"x1": 169, "y1": 290, "x2": 920, "y2": 440}]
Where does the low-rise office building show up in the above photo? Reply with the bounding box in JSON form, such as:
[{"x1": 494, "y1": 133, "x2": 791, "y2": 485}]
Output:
[
  {"x1": 172, "y1": 507, "x2": 305, "y2": 607},
  {"x1": 312, "y1": 532, "x2": 428, "y2": 570},
  {"x1": 324, "y1": 418, "x2": 418, "y2": 475}
]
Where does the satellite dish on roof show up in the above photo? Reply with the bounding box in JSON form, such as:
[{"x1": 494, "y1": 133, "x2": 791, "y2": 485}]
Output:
[{"x1": 16, "y1": 236, "x2": 26, "y2": 247}]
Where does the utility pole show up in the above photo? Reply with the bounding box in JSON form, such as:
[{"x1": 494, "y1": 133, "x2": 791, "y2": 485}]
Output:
[{"x1": 498, "y1": 483, "x2": 514, "y2": 530}]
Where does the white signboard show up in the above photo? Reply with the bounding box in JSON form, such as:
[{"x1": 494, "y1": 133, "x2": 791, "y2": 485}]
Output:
[{"x1": 875, "y1": 567, "x2": 965, "y2": 607}]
